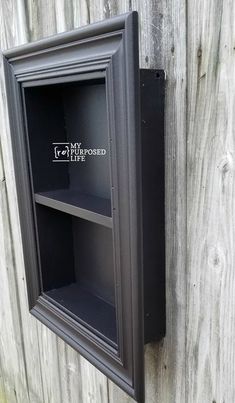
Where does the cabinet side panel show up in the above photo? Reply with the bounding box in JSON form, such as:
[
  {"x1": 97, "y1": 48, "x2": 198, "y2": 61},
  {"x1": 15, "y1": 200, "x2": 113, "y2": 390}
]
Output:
[{"x1": 140, "y1": 69, "x2": 165, "y2": 343}]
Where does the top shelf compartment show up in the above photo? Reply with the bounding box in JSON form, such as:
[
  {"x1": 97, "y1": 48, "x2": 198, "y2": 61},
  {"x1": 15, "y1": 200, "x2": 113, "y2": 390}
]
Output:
[{"x1": 23, "y1": 76, "x2": 112, "y2": 223}]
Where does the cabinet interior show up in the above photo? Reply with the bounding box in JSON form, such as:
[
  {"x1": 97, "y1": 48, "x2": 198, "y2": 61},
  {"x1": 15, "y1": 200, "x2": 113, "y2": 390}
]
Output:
[{"x1": 23, "y1": 78, "x2": 117, "y2": 346}]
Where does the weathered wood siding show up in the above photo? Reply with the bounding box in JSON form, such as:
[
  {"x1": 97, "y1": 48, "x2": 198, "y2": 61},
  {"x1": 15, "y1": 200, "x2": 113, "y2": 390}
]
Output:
[{"x1": 0, "y1": 0, "x2": 234, "y2": 402}]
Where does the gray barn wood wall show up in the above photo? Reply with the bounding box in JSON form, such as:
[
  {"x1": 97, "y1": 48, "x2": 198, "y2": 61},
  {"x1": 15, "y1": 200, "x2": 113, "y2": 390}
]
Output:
[{"x1": 0, "y1": 0, "x2": 234, "y2": 402}]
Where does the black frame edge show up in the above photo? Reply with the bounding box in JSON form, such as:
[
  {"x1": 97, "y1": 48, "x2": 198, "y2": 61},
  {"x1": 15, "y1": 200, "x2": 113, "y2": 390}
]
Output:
[{"x1": 3, "y1": 12, "x2": 137, "y2": 59}]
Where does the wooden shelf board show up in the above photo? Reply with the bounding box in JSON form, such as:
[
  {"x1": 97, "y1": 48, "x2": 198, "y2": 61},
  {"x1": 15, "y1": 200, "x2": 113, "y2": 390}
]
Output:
[{"x1": 35, "y1": 189, "x2": 112, "y2": 228}]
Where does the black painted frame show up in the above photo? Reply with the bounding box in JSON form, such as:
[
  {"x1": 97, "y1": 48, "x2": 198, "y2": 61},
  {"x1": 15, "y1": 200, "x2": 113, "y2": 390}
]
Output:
[{"x1": 3, "y1": 12, "x2": 165, "y2": 402}]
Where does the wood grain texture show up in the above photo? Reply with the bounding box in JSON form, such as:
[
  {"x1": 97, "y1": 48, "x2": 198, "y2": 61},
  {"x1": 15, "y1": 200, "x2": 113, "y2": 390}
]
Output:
[
  {"x1": 0, "y1": 0, "x2": 234, "y2": 402},
  {"x1": 109, "y1": 0, "x2": 187, "y2": 401},
  {"x1": 187, "y1": 0, "x2": 235, "y2": 402}
]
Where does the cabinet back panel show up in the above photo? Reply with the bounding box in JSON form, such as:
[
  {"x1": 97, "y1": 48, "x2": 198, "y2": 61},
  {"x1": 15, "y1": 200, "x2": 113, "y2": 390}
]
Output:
[
  {"x1": 23, "y1": 79, "x2": 111, "y2": 200},
  {"x1": 36, "y1": 204, "x2": 75, "y2": 291},
  {"x1": 24, "y1": 87, "x2": 69, "y2": 193},
  {"x1": 63, "y1": 82, "x2": 111, "y2": 199},
  {"x1": 73, "y1": 219, "x2": 115, "y2": 306}
]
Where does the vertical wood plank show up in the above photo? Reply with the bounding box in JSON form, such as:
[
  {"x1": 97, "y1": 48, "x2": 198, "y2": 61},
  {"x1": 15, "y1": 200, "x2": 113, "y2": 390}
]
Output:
[
  {"x1": 187, "y1": 0, "x2": 235, "y2": 402},
  {"x1": 131, "y1": 0, "x2": 163, "y2": 69},
  {"x1": 0, "y1": 2, "x2": 47, "y2": 401},
  {"x1": 153, "y1": 0, "x2": 187, "y2": 401},
  {"x1": 71, "y1": 0, "x2": 91, "y2": 28},
  {"x1": 25, "y1": 0, "x2": 57, "y2": 40},
  {"x1": 56, "y1": 340, "x2": 83, "y2": 403},
  {"x1": 107, "y1": 1, "x2": 187, "y2": 402},
  {"x1": 35, "y1": 323, "x2": 63, "y2": 403},
  {"x1": 0, "y1": 147, "x2": 26, "y2": 403},
  {"x1": 79, "y1": 357, "x2": 109, "y2": 403}
]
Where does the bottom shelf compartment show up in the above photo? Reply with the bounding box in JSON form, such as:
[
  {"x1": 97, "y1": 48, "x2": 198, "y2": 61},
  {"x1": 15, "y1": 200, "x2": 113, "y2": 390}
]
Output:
[
  {"x1": 45, "y1": 283, "x2": 117, "y2": 344},
  {"x1": 35, "y1": 204, "x2": 117, "y2": 346}
]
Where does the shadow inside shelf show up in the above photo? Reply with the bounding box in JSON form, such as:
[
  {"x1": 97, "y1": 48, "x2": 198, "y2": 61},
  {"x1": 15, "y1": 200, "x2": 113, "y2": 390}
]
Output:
[{"x1": 45, "y1": 283, "x2": 117, "y2": 345}]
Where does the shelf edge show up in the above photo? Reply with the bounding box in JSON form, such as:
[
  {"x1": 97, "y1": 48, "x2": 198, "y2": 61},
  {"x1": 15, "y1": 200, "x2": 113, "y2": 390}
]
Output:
[{"x1": 34, "y1": 193, "x2": 113, "y2": 229}]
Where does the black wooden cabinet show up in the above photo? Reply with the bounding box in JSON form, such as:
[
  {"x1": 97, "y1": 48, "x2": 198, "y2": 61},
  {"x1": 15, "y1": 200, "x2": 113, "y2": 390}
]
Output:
[{"x1": 3, "y1": 12, "x2": 165, "y2": 402}]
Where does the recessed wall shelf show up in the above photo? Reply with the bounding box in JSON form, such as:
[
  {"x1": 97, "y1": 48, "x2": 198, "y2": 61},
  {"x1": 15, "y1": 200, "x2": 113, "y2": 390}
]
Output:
[{"x1": 3, "y1": 11, "x2": 165, "y2": 402}]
